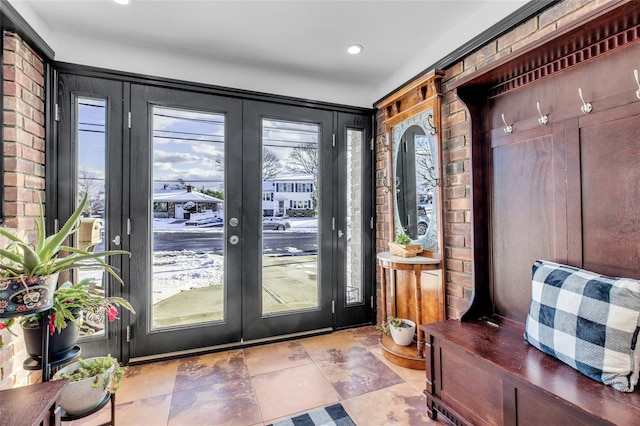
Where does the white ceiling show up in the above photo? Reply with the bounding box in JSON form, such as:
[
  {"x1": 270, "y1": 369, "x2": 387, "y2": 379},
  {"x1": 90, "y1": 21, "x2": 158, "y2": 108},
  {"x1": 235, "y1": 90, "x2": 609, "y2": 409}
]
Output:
[{"x1": 9, "y1": 0, "x2": 528, "y2": 106}]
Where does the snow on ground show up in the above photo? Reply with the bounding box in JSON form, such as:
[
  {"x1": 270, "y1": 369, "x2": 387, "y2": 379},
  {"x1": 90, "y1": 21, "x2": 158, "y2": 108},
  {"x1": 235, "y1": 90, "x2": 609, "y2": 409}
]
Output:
[
  {"x1": 152, "y1": 250, "x2": 224, "y2": 304},
  {"x1": 149, "y1": 217, "x2": 317, "y2": 304}
]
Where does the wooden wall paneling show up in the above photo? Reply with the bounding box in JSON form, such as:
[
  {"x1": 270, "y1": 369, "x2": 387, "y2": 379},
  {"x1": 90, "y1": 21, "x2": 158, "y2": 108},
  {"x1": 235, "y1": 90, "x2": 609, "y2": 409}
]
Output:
[
  {"x1": 579, "y1": 105, "x2": 640, "y2": 279},
  {"x1": 491, "y1": 132, "x2": 559, "y2": 322}
]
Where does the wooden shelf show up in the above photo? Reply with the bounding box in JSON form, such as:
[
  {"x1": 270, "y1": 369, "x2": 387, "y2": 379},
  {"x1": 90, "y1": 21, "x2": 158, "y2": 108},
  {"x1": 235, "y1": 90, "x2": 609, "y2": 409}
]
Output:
[{"x1": 379, "y1": 334, "x2": 425, "y2": 370}]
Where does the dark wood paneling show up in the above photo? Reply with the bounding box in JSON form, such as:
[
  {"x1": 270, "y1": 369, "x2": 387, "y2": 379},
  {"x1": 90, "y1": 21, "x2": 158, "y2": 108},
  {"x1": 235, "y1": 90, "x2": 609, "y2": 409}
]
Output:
[
  {"x1": 439, "y1": 343, "x2": 503, "y2": 425},
  {"x1": 579, "y1": 108, "x2": 640, "y2": 279},
  {"x1": 491, "y1": 134, "x2": 560, "y2": 322}
]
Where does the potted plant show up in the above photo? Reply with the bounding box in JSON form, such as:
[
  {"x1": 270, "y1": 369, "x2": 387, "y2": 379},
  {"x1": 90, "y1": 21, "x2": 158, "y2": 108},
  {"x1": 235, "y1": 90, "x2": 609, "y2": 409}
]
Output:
[
  {"x1": 0, "y1": 194, "x2": 133, "y2": 350},
  {"x1": 382, "y1": 315, "x2": 416, "y2": 346},
  {"x1": 388, "y1": 232, "x2": 423, "y2": 258},
  {"x1": 20, "y1": 278, "x2": 135, "y2": 360},
  {"x1": 52, "y1": 354, "x2": 126, "y2": 415}
]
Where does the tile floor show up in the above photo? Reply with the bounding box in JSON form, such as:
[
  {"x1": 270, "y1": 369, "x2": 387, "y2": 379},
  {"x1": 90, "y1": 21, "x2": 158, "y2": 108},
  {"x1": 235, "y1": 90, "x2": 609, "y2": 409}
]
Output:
[{"x1": 69, "y1": 326, "x2": 440, "y2": 425}]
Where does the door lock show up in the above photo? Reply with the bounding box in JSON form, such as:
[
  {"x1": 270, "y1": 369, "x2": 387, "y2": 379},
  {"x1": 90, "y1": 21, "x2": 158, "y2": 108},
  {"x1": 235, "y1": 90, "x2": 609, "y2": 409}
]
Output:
[
  {"x1": 338, "y1": 230, "x2": 344, "y2": 238},
  {"x1": 112, "y1": 235, "x2": 121, "y2": 246},
  {"x1": 229, "y1": 235, "x2": 240, "y2": 245},
  {"x1": 229, "y1": 217, "x2": 239, "y2": 227}
]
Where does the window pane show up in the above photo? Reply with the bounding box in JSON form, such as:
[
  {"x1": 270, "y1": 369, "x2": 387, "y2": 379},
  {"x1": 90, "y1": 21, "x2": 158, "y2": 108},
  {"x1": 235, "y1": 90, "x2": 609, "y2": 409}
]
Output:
[
  {"x1": 151, "y1": 106, "x2": 226, "y2": 329},
  {"x1": 261, "y1": 118, "x2": 319, "y2": 315},
  {"x1": 76, "y1": 97, "x2": 108, "y2": 337},
  {"x1": 346, "y1": 129, "x2": 363, "y2": 304}
]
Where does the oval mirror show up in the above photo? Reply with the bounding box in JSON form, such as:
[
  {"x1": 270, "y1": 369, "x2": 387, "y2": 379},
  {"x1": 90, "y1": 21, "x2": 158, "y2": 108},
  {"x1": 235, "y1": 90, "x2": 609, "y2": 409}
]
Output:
[{"x1": 392, "y1": 112, "x2": 438, "y2": 251}]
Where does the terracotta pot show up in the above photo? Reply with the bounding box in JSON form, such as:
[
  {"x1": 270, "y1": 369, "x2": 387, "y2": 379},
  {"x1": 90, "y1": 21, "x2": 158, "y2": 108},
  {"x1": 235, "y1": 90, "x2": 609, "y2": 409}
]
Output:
[
  {"x1": 0, "y1": 274, "x2": 58, "y2": 317},
  {"x1": 22, "y1": 319, "x2": 79, "y2": 362}
]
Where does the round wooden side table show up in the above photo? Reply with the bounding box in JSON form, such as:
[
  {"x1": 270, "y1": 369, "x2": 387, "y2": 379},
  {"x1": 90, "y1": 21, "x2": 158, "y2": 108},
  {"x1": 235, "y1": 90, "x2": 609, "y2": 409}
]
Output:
[{"x1": 377, "y1": 251, "x2": 441, "y2": 369}]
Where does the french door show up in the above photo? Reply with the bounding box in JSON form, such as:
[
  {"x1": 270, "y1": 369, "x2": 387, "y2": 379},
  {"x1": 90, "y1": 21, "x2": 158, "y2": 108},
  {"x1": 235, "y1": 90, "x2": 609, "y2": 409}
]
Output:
[{"x1": 56, "y1": 74, "x2": 372, "y2": 361}]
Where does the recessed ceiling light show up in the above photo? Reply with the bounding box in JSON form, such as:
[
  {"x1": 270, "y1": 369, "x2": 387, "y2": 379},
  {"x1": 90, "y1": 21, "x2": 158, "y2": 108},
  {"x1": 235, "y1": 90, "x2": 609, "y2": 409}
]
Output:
[
  {"x1": 347, "y1": 44, "x2": 363, "y2": 55},
  {"x1": 113, "y1": 0, "x2": 130, "y2": 4}
]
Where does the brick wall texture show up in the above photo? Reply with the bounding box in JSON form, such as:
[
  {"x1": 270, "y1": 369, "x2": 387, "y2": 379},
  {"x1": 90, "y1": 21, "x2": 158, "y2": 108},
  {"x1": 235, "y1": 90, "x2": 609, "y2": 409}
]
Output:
[
  {"x1": 1, "y1": 31, "x2": 46, "y2": 390},
  {"x1": 375, "y1": 0, "x2": 610, "y2": 323}
]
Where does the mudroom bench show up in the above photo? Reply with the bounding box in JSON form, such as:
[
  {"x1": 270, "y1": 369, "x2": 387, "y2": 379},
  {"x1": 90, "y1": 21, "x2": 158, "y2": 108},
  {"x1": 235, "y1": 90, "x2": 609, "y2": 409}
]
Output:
[{"x1": 421, "y1": 318, "x2": 640, "y2": 426}]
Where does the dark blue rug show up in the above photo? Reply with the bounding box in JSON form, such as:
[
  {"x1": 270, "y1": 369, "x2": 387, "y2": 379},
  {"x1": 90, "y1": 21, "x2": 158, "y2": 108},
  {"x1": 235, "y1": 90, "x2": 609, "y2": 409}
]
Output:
[{"x1": 268, "y1": 403, "x2": 356, "y2": 426}]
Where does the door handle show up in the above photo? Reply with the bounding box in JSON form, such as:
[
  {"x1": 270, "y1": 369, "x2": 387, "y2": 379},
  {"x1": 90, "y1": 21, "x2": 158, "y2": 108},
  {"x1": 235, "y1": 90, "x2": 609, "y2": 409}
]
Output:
[
  {"x1": 338, "y1": 230, "x2": 344, "y2": 238},
  {"x1": 112, "y1": 235, "x2": 121, "y2": 246}
]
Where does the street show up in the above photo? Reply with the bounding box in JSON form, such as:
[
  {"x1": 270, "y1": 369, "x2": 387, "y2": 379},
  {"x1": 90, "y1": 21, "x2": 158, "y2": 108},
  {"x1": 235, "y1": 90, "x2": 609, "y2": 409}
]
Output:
[{"x1": 153, "y1": 231, "x2": 317, "y2": 255}]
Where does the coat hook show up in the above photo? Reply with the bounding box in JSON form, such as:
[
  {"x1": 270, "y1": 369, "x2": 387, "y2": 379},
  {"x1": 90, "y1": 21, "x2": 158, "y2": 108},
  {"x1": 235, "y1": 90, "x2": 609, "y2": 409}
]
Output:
[
  {"x1": 634, "y1": 69, "x2": 640, "y2": 99},
  {"x1": 536, "y1": 102, "x2": 548, "y2": 125},
  {"x1": 426, "y1": 114, "x2": 437, "y2": 135},
  {"x1": 501, "y1": 113, "x2": 513, "y2": 134},
  {"x1": 578, "y1": 88, "x2": 592, "y2": 114}
]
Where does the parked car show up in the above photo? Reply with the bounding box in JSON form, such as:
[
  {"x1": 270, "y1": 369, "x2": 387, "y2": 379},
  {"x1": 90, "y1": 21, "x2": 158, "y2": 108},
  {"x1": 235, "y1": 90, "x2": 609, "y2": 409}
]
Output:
[
  {"x1": 417, "y1": 205, "x2": 432, "y2": 235},
  {"x1": 262, "y1": 217, "x2": 291, "y2": 231}
]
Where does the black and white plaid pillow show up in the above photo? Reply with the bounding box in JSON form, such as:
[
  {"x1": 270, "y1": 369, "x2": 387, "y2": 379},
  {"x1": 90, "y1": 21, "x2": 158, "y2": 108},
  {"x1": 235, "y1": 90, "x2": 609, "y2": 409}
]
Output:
[{"x1": 525, "y1": 260, "x2": 640, "y2": 392}]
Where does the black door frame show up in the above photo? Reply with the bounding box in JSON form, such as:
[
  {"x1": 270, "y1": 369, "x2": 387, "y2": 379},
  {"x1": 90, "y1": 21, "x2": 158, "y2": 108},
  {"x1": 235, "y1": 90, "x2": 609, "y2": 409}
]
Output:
[{"x1": 52, "y1": 64, "x2": 375, "y2": 362}]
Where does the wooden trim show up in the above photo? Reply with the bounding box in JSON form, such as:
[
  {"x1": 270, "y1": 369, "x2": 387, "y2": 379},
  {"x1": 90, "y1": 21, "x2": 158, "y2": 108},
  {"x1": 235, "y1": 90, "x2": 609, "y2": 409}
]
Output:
[
  {"x1": 453, "y1": 0, "x2": 638, "y2": 91},
  {"x1": 373, "y1": 0, "x2": 560, "y2": 106}
]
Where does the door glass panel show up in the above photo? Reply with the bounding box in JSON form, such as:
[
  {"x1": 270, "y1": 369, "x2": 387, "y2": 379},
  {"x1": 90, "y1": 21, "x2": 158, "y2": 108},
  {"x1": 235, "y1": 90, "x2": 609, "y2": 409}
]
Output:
[
  {"x1": 151, "y1": 106, "x2": 226, "y2": 329},
  {"x1": 76, "y1": 97, "x2": 108, "y2": 337},
  {"x1": 261, "y1": 119, "x2": 319, "y2": 315},
  {"x1": 346, "y1": 129, "x2": 363, "y2": 304}
]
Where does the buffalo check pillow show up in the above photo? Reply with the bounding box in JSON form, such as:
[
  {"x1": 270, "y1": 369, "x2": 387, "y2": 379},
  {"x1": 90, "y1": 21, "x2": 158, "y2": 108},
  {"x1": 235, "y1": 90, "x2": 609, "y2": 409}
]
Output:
[{"x1": 524, "y1": 260, "x2": 640, "y2": 392}]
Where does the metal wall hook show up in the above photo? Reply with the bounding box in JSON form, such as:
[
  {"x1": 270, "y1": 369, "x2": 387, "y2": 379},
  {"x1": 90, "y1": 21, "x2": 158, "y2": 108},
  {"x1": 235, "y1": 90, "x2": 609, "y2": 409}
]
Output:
[
  {"x1": 536, "y1": 102, "x2": 549, "y2": 125},
  {"x1": 578, "y1": 88, "x2": 592, "y2": 114},
  {"x1": 426, "y1": 114, "x2": 437, "y2": 135},
  {"x1": 501, "y1": 113, "x2": 513, "y2": 134},
  {"x1": 634, "y1": 69, "x2": 640, "y2": 99}
]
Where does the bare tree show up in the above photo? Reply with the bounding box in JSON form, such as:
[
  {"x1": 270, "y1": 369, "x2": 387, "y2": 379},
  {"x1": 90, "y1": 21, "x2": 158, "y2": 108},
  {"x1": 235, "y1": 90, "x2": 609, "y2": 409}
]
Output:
[
  {"x1": 78, "y1": 169, "x2": 105, "y2": 217},
  {"x1": 262, "y1": 148, "x2": 281, "y2": 181},
  {"x1": 288, "y1": 143, "x2": 318, "y2": 177},
  {"x1": 415, "y1": 139, "x2": 437, "y2": 190},
  {"x1": 288, "y1": 143, "x2": 319, "y2": 209}
]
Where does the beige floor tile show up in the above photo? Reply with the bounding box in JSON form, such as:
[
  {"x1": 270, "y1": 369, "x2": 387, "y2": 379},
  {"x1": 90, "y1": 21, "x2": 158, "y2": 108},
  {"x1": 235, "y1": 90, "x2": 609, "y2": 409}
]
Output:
[
  {"x1": 174, "y1": 349, "x2": 249, "y2": 392},
  {"x1": 342, "y1": 382, "x2": 434, "y2": 426},
  {"x1": 370, "y1": 345, "x2": 427, "y2": 393},
  {"x1": 298, "y1": 329, "x2": 367, "y2": 363},
  {"x1": 169, "y1": 377, "x2": 261, "y2": 426},
  {"x1": 251, "y1": 363, "x2": 340, "y2": 422},
  {"x1": 69, "y1": 394, "x2": 172, "y2": 426},
  {"x1": 244, "y1": 340, "x2": 312, "y2": 376},
  {"x1": 316, "y1": 348, "x2": 404, "y2": 399},
  {"x1": 117, "y1": 358, "x2": 180, "y2": 403}
]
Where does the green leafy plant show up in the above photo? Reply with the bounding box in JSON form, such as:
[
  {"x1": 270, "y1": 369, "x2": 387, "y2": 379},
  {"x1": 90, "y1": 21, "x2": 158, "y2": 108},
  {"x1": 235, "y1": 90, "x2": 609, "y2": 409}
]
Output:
[
  {"x1": 0, "y1": 194, "x2": 128, "y2": 280},
  {"x1": 0, "y1": 194, "x2": 134, "y2": 340},
  {"x1": 395, "y1": 233, "x2": 411, "y2": 245},
  {"x1": 381, "y1": 315, "x2": 411, "y2": 334},
  {"x1": 20, "y1": 278, "x2": 135, "y2": 334},
  {"x1": 54, "y1": 354, "x2": 126, "y2": 394}
]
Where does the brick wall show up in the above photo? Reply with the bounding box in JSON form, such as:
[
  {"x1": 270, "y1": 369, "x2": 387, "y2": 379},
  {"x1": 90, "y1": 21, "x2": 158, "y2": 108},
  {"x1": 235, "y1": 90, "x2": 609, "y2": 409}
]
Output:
[
  {"x1": 0, "y1": 31, "x2": 46, "y2": 389},
  {"x1": 375, "y1": 0, "x2": 611, "y2": 321}
]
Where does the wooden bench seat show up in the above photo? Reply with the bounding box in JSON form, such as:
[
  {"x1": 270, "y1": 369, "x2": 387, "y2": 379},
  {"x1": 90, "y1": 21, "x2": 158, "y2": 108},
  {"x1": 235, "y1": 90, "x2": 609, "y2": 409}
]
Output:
[{"x1": 421, "y1": 318, "x2": 640, "y2": 426}]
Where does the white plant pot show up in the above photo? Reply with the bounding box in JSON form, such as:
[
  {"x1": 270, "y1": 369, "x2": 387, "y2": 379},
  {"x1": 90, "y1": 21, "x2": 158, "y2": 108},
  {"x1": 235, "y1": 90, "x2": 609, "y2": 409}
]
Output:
[
  {"x1": 53, "y1": 357, "x2": 115, "y2": 415},
  {"x1": 390, "y1": 319, "x2": 416, "y2": 346}
]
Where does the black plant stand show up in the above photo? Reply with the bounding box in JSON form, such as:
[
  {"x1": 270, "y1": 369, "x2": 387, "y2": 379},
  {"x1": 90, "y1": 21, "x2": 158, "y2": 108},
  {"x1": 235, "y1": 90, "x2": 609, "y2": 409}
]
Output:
[{"x1": 23, "y1": 308, "x2": 115, "y2": 425}]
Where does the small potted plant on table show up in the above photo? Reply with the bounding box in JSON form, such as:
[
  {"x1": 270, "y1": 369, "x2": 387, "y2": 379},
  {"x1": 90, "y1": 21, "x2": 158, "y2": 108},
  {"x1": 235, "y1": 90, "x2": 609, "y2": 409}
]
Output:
[
  {"x1": 388, "y1": 232, "x2": 423, "y2": 258},
  {"x1": 382, "y1": 315, "x2": 416, "y2": 346}
]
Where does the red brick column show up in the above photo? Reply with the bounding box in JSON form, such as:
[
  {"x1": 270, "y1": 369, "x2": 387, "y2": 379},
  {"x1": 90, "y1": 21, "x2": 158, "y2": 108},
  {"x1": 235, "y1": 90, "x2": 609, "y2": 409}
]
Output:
[{"x1": 0, "y1": 31, "x2": 46, "y2": 389}]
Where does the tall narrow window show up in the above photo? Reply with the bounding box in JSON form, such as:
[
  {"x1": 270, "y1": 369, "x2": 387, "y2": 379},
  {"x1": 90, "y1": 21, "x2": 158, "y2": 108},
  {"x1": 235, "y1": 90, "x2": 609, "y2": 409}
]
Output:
[
  {"x1": 346, "y1": 129, "x2": 363, "y2": 304},
  {"x1": 76, "y1": 98, "x2": 108, "y2": 337}
]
